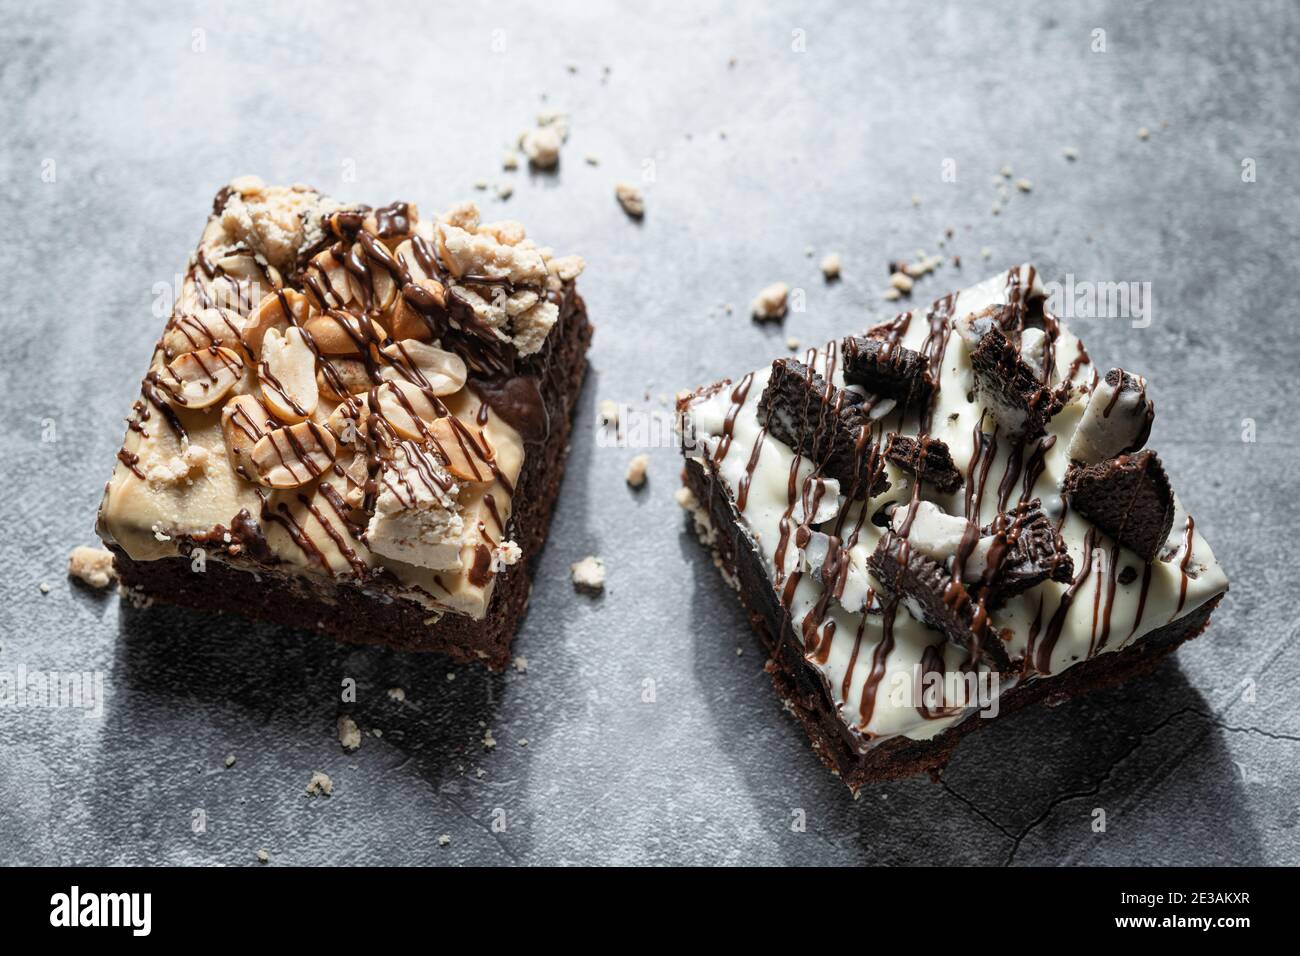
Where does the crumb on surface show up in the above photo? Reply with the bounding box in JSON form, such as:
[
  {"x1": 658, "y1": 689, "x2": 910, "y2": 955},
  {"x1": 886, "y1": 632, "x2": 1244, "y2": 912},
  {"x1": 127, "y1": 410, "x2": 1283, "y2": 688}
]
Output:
[
  {"x1": 615, "y1": 181, "x2": 645, "y2": 218},
  {"x1": 1063, "y1": 146, "x2": 1079, "y2": 160},
  {"x1": 306, "y1": 771, "x2": 333, "y2": 797},
  {"x1": 625, "y1": 454, "x2": 650, "y2": 488},
  {"x1": 68, "y1": 546, "x2": 116, "y2": 589},
  {"x1": 513, "y1": 655, "x2": 529, "y2": 673},
  {"x1": 888, "y1": 272, "x2": 914, "y2": 294},
  {"x1": 387, "y1": 687, "x2": 406, "y2": 703},
  {"x1": 786, "y1": 337, "x2": 801, "y2": 351},
  {"x1": 820, "y1": 252, "x2": 841, "y2": 280},
  {"x1": 598, "y1": 398, "x2": 620, "y2": 427},
  {"x1": 1015, "y1": 178, "x2": 1032, "y2": 192},
  {"x1": 571, "y1": 555, "x2": 606, "y2": 592},
  {"x1": 438, "y1": 834, "x2": 451, "y2": 846},
  {"x1": 750, "y1": 282, "x2": 789, "y2": 321},
  {"x1": 224, "y1": 754, "x2": 236, "y2": 768},
  {"x1": 338, "y1": 715, "x2": 361, "y2": 752},
  {"x1": 256, "y1": 849, "x2": 269, "y2": 863},
  {"x1": 482, "y1": 728, "x2": 497, "y2": 750},
  {"x1": 1138, "y1": 126, "x2": 1150, "y2": 140},
  {"x1": 38, "y1": 582, "x2": 50, "y2": 594}
]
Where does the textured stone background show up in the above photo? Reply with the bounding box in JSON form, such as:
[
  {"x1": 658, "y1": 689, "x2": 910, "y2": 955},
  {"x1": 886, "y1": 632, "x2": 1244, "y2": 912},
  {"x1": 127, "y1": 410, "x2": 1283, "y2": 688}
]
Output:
[{"x1": 1, "y1": 0, "x2": 1297, "y2": 866}]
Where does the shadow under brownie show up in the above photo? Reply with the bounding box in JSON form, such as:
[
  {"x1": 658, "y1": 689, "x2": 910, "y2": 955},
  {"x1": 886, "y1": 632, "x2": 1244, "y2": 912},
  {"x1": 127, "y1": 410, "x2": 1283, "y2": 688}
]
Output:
[{"x1": 99, "y1": 178, "x2": 591, "y2": 670}]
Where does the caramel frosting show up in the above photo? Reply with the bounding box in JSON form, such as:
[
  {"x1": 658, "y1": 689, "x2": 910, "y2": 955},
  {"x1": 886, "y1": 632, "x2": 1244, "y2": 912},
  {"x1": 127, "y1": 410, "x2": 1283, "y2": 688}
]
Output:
[
  {"x1": 98, "y1": 177, "x2": 583, "y2": 620},
  {"x1": 681, "y1": 266, "x2": 1228, "y2": 745}
]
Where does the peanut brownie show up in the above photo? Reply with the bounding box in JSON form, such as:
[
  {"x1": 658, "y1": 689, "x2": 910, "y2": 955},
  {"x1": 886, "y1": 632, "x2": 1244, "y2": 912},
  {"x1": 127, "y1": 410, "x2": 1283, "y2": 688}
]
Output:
[
  {"x1": 97, "y1": 177, "x2": 591, "y2": 669},
  {"x1": 678, "y1": 265, "x2": 1227, "y2": 790}
]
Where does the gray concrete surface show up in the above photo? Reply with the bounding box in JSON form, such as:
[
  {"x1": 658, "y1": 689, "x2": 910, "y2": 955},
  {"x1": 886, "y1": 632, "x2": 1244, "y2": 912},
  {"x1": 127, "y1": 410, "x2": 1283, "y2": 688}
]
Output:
[{"x1": 1, "y1": 0, "x2": 1297, "y2": 866}]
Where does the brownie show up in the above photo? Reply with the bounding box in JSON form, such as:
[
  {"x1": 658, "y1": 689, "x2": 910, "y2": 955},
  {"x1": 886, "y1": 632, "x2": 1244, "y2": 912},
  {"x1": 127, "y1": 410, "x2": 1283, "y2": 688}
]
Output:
[
  {"x1": 98, "y1": 178, "x2": 591, "y2": 670},
  {"x1": 678, "y1": 264, "x2": 1228, "y2": 790}
]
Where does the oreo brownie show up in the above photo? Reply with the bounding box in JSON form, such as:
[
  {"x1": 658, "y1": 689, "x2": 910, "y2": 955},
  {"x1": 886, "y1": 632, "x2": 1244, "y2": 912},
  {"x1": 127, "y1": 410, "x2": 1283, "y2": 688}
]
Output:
[
  {"x1": 677, "y1": 265, "x2": 1227, "y2": 790},
  {"x1": 97, "y1": 177, "x2": 592, "y2": 670}
]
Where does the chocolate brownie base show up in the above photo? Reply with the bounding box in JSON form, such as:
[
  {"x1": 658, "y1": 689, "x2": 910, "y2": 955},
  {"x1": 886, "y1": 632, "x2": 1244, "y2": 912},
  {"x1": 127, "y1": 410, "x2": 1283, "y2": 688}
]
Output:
[
  {"x1": 683, "y1": 456, "x2": 1223, "y2": 791},
  {"x1": 112, "y1": 292, "x2": 592, "y2": 671}
]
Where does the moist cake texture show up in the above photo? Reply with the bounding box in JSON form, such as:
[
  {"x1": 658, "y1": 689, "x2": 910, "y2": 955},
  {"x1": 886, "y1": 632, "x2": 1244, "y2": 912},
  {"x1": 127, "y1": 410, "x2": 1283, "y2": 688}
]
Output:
[
  {"x1": 97, "y1": 177, "x2": 591, "y2": 668},
  {"x1": 678, "y1": 265, "x2": 1227, "y2": 789}
]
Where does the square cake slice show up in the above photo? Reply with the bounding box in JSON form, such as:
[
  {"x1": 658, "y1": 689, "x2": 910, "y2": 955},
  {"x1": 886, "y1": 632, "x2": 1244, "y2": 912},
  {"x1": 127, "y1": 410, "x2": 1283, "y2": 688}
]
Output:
[
  {"x1": 677, "y1": 265, "x2": 1227, "y2": 791},
  {"x1": 97, "y1": 177, "x2": 592, "y2": 670}
]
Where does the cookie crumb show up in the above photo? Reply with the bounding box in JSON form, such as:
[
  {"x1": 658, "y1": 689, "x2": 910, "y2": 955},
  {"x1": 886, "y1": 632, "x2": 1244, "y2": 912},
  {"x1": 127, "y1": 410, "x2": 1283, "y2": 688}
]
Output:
[
  {"x1": 883, "y1": 287, "x2": 902, "y2": 301},
  {"x1": 999, "y1": 165, "x2": 1012, "y2": 178},
  {"x1": 598, "y1": 398, "x2": 620, "y2": 427},
  {"x1": 1062, "y1": 146, "x2": 1079, "y2": 160},
  {"x1": 338, "y1": 716, "x2": 361, "y2": 752},
  {"x1": 820, "y1": 252, "x2": 841, "y2": 280},
  {"x1": 750, "y1": 282, "x2": 789, "y2": 321},
  {"x1": 38, "y1": 582, "x2": 50, "y2": 594},
  {"x1": 387, "y1": 687, "x2": 406, "y2": 703},
  {"x1": 1137, "y1": 126, "x2": 1150, "y2": 140},
  {"x1": 513, "y1": 655, "x2": 529, "y2": 673},
  {"x1": 786, "y1": 337, "x2": 801, "y2": 351},
  {"x1": 306, "y1": 771, "x2": 333, "y2": 797},
  {"x1": 224, "y1": 754, "x2": 236, "y2": 768},
  {"x1": 570, "y1": 555, "x2": 606, "y2": 592},
  {"x1": 615, "y1": 182, "x2": 645, "y2": 218},
  {"x1": 625, "y1": 454, "x2": 650, "y2": 489},
  {"x1": 888, "y1": 272, "x2": 914, "y2": 294},
  {"x1": 496, "y1": 183, "x2": 514, "y2": 200},
  {"x1": 482, "y1": 728, "x2": 497, "y2": 750},
  {"x1": 1015, "y1": 178, "x2": 1033, "y2": 192},
  {"x1": 256, "y1": 849, "x2": 269, "y2": 863},
  {"x1": 585, "y1": 153, "x2": 600, "y2": 165},
  {"x1": 520, "y1": 113, "x2": 568, "y2": 169},
  {"x1": 68, "y1": 546, "x2": 116, "y2": 589},
  {"x1": 438, "y1": 834, "x2": 451, "y2": 847}
]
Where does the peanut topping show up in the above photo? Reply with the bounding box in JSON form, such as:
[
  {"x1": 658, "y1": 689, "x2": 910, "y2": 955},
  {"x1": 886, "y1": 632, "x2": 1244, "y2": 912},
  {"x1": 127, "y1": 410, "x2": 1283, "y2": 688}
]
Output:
[
  {"x1": 380, "y1": 340, "x2": 467, "y2": 396},
  {"x1": 374, "y1": 379, "x2": 439, "y2": 442},
  {"x1": 317, "y1": 358, "x2": 373, "y2": 404},
  {"x1": 221, "y1": 394, "x2": 274, "y2": 475},
  {"x1": 429, "y1": 417, "x2": 494, "y2": 483},
  {"x1": 250, "y1": 420, "x2": 337, "y2": 488},
  {"x1": 156, "y1": 346, "x2": 244, "y2": 409},
  {"x1": 242, "y1": 289, "x2": 311, "y2": 359},
  {"x1": 162, "y1": 308, "x2": 245, "y2": 359},
  {"x1": 259, "y1": 326, "x2": 319, "y2": 423},
  {"x1": 304, "y1": 311, "x2": 387, "y2": 356}
]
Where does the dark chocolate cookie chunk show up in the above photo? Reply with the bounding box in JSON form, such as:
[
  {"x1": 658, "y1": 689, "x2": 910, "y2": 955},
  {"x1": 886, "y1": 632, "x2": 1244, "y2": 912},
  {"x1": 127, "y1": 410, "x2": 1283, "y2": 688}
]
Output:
[
  {"x1": 968, "y1": 325, "x2": 1065, "y2": 439},
  {"x1": 980, "y1": 498, "x2": 1074, "y2": 601},
  {"x1": 867, "y1": 532, "x2": 1011, "y2": 670},
  {"x1": 757, "y1": 358, "x2": 889, "y2": 499},
  {"x1": 841, "y1": 335, "x2": 934, "y2": 411},
  {"x1": 884, "y1": 434, "x2": 963, "y2": 494},
  {"x1": 1063, "y1": 450, "x2": 1175, "y2": 561}
]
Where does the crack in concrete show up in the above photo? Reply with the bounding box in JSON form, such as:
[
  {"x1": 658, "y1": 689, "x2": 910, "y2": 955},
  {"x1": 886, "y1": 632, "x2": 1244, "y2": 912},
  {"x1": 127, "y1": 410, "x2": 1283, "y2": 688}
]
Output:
[{"x1": 994, "y1": 705, "x2": 1300, "y2": 865}]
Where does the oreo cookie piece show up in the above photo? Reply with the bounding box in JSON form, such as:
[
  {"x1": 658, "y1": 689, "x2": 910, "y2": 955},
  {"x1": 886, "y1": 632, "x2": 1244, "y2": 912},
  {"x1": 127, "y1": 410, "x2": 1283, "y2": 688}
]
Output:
[
  {"x1": 884, "y1": 434, "x2": 964, "y2": 494},
  {"x1": 1063, "y1": 449, "x2": 1175, "y2": 561},
  {"x1": 867, "y1": 531, "x2": 1012, "y2": 670},
  {"x1": 757, "y1": 358, "x2": 889, "y2": 499},
  {"x1": 967, "y1": 324, "x2": 1065, "y2": 440},
  {"x1": 980, "y1": 498, "x2": 1074, "y2": 601},
  {"x1": 841, "y1": 336, "x2": 934, "y2": 411},
  {"x1": 1066, "y1": 367, "x2": 1155, "y2": 464}
]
